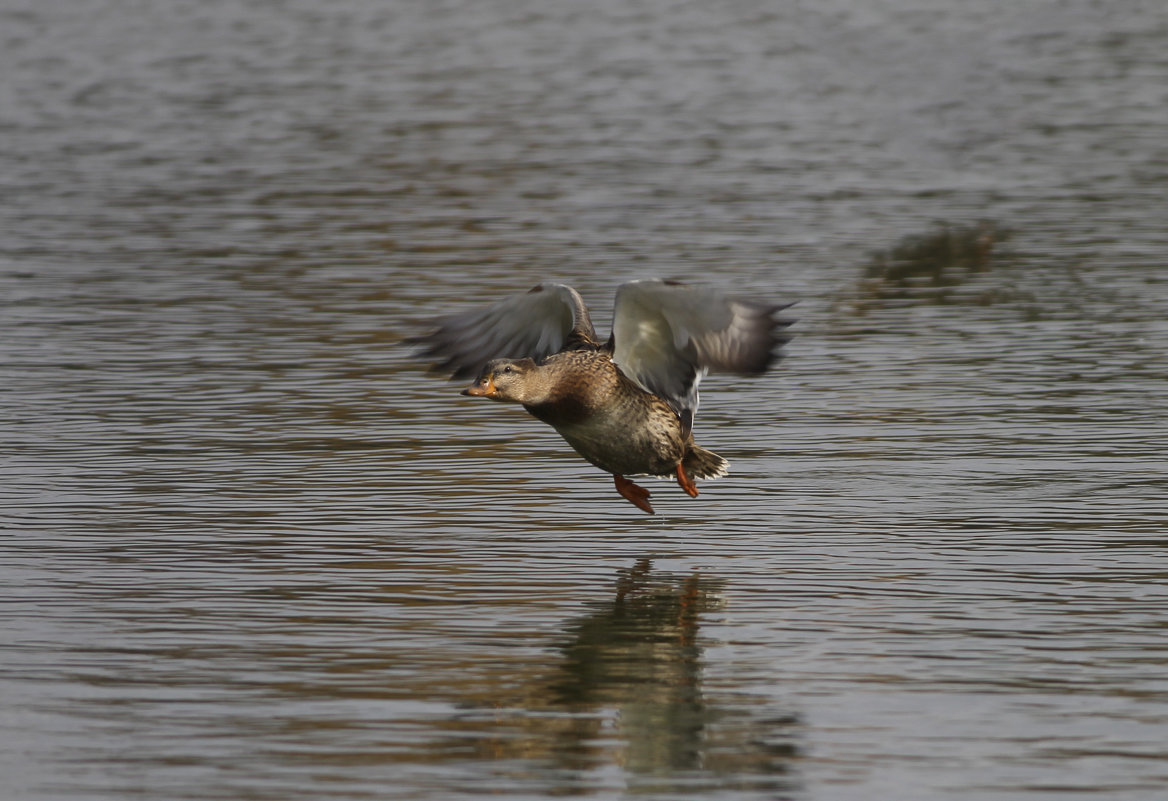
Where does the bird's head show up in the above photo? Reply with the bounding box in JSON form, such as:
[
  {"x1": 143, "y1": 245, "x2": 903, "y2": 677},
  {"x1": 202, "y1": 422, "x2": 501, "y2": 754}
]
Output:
[{"x1": 461, "y1": 358, "x2": 538, "y2": 403}]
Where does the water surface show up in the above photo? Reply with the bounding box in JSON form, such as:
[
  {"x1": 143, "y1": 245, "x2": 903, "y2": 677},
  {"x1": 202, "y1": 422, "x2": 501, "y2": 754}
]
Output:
[{"x1": 2, "y1": 1, "x2": 1167, "y2": 799}]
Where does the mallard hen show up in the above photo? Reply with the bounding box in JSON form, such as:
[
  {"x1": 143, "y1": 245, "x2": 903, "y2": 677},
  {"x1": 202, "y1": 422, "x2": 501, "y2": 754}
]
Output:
[{"x1": 412, "y1": 279, "x2": 791, "y2": 513}]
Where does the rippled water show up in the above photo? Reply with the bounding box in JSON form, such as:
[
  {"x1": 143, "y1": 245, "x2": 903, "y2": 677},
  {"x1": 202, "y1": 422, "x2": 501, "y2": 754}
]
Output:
[{"x1": 3, "y1": 1, "x2": 1167, "y2": 799}]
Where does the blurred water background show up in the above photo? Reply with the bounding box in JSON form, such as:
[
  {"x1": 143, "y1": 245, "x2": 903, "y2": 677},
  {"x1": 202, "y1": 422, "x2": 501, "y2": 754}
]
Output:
[{"x1": 2, "y1": 1, "x2": 1167, "y2": 799}]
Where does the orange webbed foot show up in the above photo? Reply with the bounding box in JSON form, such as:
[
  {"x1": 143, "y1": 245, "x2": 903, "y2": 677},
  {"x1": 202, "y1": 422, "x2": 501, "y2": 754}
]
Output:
[
  {"x1": 614, "y1": 474, "x2": 655, "y2": 515},
  {"x1": 675, "y1": 464, "x2": 699, "y2": 498}
]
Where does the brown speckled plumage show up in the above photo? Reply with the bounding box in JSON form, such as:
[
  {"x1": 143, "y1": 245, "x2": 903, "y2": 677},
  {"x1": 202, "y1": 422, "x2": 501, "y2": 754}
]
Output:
[
  {"x1": 520, "y1": 348, "x2": 704, "y2": 478},
  {"x1": 411, "y1": 279, "x2": 791, "y2": 513}
]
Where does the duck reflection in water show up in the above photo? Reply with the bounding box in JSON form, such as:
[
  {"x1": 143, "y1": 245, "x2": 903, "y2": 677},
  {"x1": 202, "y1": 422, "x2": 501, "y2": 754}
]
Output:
[
  {"x1": 432, "y1": 559, "x2": 801, "y2": 795},
  {"x1": 550, "y1": 558, "x2": 718, "y2": 776},
  {"x1": 411, "y1": 279, "x2": 792, "y2": 513}
]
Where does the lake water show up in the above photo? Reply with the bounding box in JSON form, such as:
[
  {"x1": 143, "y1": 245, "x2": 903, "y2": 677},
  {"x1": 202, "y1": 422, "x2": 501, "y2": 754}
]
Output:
[{"x1": 2, "y1": 1, "x2": 1167, "y2": 799}]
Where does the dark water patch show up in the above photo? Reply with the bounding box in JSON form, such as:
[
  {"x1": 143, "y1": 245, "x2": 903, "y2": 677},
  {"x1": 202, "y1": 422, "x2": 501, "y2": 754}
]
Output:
[{"x1": 849, "y1": 221, "x2": 1012, "y2": 309}]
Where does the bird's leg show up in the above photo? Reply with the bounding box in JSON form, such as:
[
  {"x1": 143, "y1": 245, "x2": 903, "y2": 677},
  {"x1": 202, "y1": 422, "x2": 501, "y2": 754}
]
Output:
[
  {"x1": 613, "y1": 474, "x2": 654, "y2": 514},
  {"x1": 675, "y1": 464, "x2": 699, "y2": 498}
]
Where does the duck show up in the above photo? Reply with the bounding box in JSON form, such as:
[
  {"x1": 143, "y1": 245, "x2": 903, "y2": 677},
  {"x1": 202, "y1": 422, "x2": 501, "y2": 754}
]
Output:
[{"x1": 411, "y1": 278, "x2": 792, "y2": 514}]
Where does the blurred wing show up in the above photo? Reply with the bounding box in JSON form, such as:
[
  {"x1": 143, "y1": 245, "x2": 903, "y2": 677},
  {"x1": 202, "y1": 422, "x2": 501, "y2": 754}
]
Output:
[
  {"x1": 410, "y1": 283, "x2": 596, "y2": 379},
  {"x1": 611, "y1": 278, "x2": 792, "y2": 421}
]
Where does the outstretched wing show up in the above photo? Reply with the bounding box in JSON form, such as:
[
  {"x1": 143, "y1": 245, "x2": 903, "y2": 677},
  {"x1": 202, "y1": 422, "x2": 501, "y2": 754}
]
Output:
[
  {"x1": 410, "y1": 283, "x2": 597, "y2": 379},
  {"x1": 611, "y1": 278, "x2": 791, "y2": 425}
]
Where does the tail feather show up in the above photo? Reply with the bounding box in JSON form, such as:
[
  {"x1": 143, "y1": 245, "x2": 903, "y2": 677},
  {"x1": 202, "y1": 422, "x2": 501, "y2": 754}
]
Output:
[{"x1": 683, "y1": 444, "x2": 728, "y2": 479}]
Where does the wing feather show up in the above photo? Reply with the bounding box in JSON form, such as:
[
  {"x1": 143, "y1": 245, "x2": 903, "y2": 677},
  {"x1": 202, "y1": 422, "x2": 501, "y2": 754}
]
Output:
[
  {"x1": 410, "y1": 283, "x2": 597, "y2": 380},
  {"x1": 611, "y1": 279, "x2": 792, "y2": 420}
]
